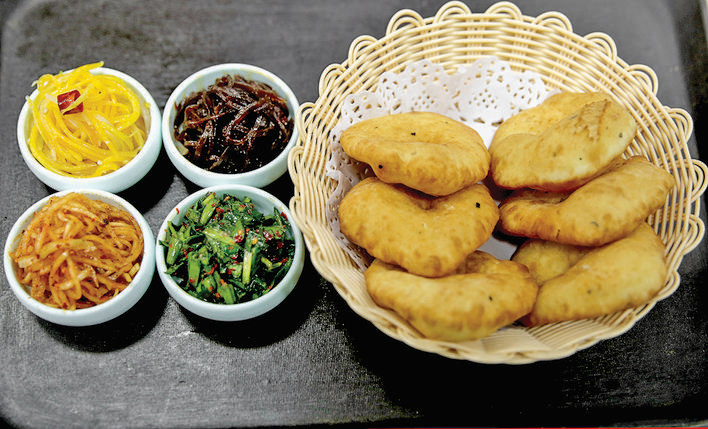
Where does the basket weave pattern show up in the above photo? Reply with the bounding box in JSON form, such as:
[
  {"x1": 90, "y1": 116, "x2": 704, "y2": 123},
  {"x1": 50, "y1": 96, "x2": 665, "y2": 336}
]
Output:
[{"x1": 287, "y1": 1, "x2": 708, "y2": 363}]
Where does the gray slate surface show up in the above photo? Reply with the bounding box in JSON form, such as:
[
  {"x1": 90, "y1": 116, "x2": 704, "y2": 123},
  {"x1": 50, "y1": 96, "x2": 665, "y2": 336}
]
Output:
[{"x1": 1, "y1": 0, "x2": 706, "y2": 427}]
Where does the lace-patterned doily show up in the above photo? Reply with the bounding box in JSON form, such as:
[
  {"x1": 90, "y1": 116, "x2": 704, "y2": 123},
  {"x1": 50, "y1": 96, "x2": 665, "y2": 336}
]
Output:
[{"x1": 325, "y1": 57, "x2": 556, "y2": 270}]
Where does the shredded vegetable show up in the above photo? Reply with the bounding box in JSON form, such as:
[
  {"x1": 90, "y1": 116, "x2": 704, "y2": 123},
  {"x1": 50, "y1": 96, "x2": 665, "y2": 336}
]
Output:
[
  {"x1": 26, "y1": 62, "x2": 148, "y2": 178},
  {"x1": 11, "y1": 193, "x2": 144, "y2": 310}
]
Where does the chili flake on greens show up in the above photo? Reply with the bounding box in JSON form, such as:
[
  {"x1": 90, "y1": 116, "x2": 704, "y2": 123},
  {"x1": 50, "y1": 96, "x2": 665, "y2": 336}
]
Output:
[
  {"x1": 172, "y1": 74, "x2": 293, "y2": 174},
  {"x1": 160, "y1": 192, "x2": 295, "y2": 304}
]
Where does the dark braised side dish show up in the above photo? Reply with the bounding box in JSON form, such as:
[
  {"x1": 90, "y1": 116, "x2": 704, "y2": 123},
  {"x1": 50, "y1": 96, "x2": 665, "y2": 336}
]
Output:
[{"x1": 173, "y1": 74, "x2": 293, "y2": 174}]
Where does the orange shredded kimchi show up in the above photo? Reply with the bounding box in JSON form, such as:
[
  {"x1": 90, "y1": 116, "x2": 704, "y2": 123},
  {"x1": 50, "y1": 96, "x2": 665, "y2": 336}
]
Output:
[{"x1": 11, "y1": 193, "x2": 144, "y2": 310}]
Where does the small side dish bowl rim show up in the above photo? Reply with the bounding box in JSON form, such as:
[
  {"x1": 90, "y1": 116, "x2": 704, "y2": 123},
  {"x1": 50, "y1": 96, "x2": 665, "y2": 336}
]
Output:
[
  {"x1": 161, "y1": 63, "x2": 300, "y2": 189},
  {"x1": 3, "y1": 189, "x2": 156, "y2": 327},
  {"x1": 16, "y1": 66, "x2": 162, "y2": 193},
  {"x1": 155, "y1": 184, "x2": 305, "y2": 321}
]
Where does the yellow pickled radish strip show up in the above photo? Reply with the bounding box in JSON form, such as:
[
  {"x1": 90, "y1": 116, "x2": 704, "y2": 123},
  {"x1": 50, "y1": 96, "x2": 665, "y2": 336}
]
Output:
[
  {"x1": 30, "y1": 84, "x2": 120, "y2": 170},
  {"x1": 26, "y1": 61, "x2": 148, "y2": 178}
]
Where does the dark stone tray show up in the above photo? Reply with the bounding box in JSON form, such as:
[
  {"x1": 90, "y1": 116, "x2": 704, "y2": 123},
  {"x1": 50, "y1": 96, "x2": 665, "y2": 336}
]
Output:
[{"x1": 1, "y1": 0, "x2": 706, "y2": 427}]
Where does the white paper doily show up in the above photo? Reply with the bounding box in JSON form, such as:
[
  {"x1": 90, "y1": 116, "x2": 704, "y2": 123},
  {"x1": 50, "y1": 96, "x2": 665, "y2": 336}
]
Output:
[{"x1": 325, "y1": 57, "x2": 557, "y2": 270}]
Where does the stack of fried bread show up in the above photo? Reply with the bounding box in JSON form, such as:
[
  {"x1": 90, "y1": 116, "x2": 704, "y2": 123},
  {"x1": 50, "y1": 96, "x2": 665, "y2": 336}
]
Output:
[{"x1": 337, "y1": 95, "x2": 674, "y2": 342}]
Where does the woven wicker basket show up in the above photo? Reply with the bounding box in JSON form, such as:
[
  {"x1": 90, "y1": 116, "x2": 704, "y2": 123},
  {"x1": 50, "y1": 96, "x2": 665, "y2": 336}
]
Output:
[{"x1": 287, "y1": 1, "x2": 707, "y2": 363}]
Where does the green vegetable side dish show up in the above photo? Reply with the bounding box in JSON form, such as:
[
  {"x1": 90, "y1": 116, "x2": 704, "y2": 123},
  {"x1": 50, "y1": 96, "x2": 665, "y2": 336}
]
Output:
[{"x1": 160, "y1": 192, "x2": 295, "y2": 305}]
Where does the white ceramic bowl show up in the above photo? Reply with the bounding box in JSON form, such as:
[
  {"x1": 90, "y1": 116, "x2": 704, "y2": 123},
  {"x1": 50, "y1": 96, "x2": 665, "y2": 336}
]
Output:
[
  {"x1": 17, "y1": 67, "x2": 162, "y2": 193},
  {"x1": 3, "y1": 190, "x2": 156, "y2": 326},
  {"x1": 161, "y1": 63, "x2": 299, "y2": 188},
  {"x1": 155, "y1": 184, "x2": 305, "y2": 321}
]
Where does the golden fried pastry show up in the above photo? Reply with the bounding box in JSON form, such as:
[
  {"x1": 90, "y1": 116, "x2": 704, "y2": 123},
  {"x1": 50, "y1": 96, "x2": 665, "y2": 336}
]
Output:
[
  {"x1": 489, "y1": 97, "x2": 637, "y2": 192},
  {"x1": 366, "y1": 251, "x2": 539, "y2": 341},
  {"x1": 491, "y1": 91, "x2": 613, "y2": 146},
  {"x1": 340, "y1": 111, "x2": 490, "y2": 196},
  {"x1": 513, "y1": 222, "x2": 668, "y2": 326},
  {"x1": 512, "y1": 239, "x2": 591, "y2": 287},
  {"x1": 338, "y1": 177, "x2": 499, "y2": 278},
  {"x1": 499, "y1": 156, "x2": 674, "y2": 247}
]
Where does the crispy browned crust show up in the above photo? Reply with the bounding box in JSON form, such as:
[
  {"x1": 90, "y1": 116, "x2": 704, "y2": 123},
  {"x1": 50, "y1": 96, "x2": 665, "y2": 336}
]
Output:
[
  {"x1": 499, "y1": 156, "x2": 674, "y2": 247},
  {"x1": 366, "y1": 251, "x2": 538, "y2": 341},
  {"x1": 514, "y1": 222, "x2": 668, "y2": 326},
  {"x1": 489, "y1": 94, "x2": 637, "y2": 192},
  {"x1": 340, "y1": 111, "x2": 490, "y2": 196},
  {"x1": 338, "y1": 177, "x2": 499, "y2": 278},
  {"x1": 491, "y1": 91, "x2": 613, "y2": 146}
]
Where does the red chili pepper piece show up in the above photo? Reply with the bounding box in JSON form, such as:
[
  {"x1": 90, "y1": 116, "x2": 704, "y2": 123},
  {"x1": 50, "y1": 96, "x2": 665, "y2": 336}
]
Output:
[{"x1": 57, "y1": 89, "x2": 83, "y2": 114}]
